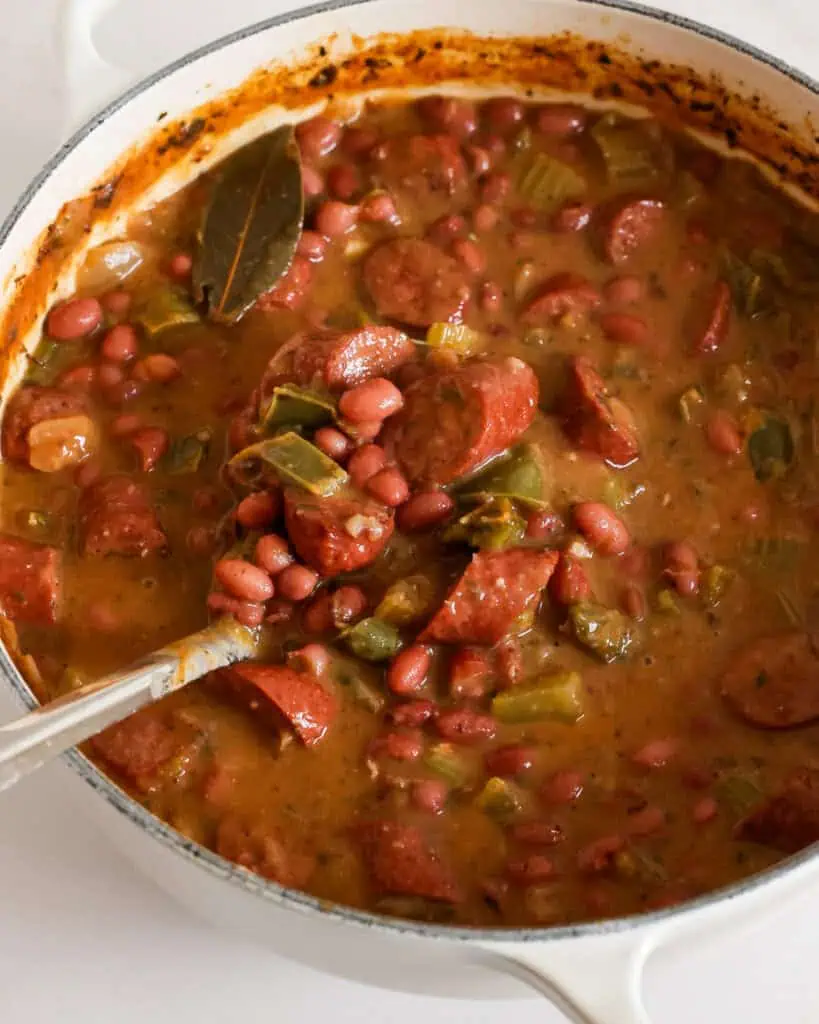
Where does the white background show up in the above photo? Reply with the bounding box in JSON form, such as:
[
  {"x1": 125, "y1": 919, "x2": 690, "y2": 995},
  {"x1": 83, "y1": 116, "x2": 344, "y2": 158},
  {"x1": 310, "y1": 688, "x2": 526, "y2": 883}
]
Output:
[{"x1": 0, "y1": 1, "x2": 818, "y2": 1021}]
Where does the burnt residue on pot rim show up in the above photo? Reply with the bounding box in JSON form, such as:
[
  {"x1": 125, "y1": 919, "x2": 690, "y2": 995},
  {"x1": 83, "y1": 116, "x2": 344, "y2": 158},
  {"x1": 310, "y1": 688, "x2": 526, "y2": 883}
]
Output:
[{"x1": 1, "y1": 0, "x2": 819, "y2": 944}]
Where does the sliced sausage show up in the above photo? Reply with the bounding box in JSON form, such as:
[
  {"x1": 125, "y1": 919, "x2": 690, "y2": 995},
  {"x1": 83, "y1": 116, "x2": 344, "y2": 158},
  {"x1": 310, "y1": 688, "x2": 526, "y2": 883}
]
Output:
[
  {"x1": 79, "y1": 475, "x2": 167, "y2": 557},
  {"x1": 521, "y1": 272, "x2": 601, "y2": 323},
  {"x1": 0, "y1": 534, "x2": 61, "y2": 624},
  {"x1": 562, "y1": 355, "x2": 640, "y2": 468},
  {"x1": 229, "y1": 663, "x2": 337, "y2": 746},
  {"x1": 376, "y1": 133, "x2": 467, "y2": 199},
  {"x1": 357, "y1": 820, "x2": 461, "y2": 903},
  {"x1": 603, "y1": 197, "x2": 666, "y2": 264},
  {"x1": 422, "y1": 548, "x2": 559, "y2": 645},
  {"x1": 256, "y1": 256, "x2": 313, "y2": 311},
  {"x1": 261, "y1": 326, "x2": 416, "y2": 398},
  {"x1": 691, "y1": 279, "x2": 732, "y2": 354},
  {"x1": 283, "y1": 487, "x2": 394, "y2": 576},
  {"x1": 383, "y1": 357, "x2": 538, "y2": 486},
  {"x1": 721, "y1": 632, "x2": 819, "y2": 729},
  {"x1": 362, "y1": 238, "x2": 471, "y2": 327},
  {"x1": 90, "y1": 711, "x2": 192, "y2": 792},
  {"x1": 216, "y1": 814, "x2": 314, "y2": 887},
  {"x1": 2, "y1": 386, "x2": 88, "y2": 466},
  {"x1": 736, "y1": 768, "x2": 819, "y2": 854}
]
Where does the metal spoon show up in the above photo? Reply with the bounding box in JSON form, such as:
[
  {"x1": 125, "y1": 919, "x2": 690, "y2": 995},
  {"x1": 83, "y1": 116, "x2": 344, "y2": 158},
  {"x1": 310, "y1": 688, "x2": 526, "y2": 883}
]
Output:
[{"x1": 0, "y1": 616, "x2": 261, "y2": 793}]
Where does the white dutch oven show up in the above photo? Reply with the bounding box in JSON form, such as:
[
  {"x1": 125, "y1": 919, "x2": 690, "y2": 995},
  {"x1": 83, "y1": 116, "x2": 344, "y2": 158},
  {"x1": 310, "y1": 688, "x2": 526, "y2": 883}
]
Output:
[{"x1": 2, "y1": 1, "x2": 819, "y2": 1020}]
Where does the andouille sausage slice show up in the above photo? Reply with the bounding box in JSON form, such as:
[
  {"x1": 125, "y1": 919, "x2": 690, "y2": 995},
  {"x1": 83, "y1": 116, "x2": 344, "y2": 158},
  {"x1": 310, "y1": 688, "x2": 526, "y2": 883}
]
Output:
[
  {"x1": 383, "y1": 357, "x2": 538, "y2": 486},
  {"x1": 376, "y1": 133, "x2": 468, "y2": 198},
  {"x1": 0, "y1": 534, "x2": 61, "y2": 624},
  {"x1": 721, "y1": 632, "x2": 819, "y2": 728},
  {"x1": 91, "y1": 710, "x2": 196, "y2": 793},
  {"x1": 521, "y1": 272, "x2": 602, "y2": 323},
  {"x1": 79, "y1": 475, "x2": 167, "y2": 556},
  {"x1": 736, "y1": 768, "x2": 819, "y2": 853},
  {"x1": 362, "y1": 238, "x2": 471, "y2": 327},
  {"x1": 422, "y1": 548, "x2": 559, "y2": 645},
  {"x1": 283, "y1": 487, "x2": 394, "y2": 576},
  {"x1": 216, "y1": 814, "x2": 315, "y2": 887},
  {"x1": 261, "y1": 326, "x2": 416, "y2": 397},
  {"x1": 2, "y1": 386, "x2": 88, "y2": 465},
  {"x1": 229, "y1": 663, "x2": 338, "y2": 746},
  {"x1": 603, "y1": 197, "x2": 666, "y2": 265},
  {"x1": 357, "y1": 820, "x2": 462, "y2": 903},
  {"x1": 562, "y1": 355, "x2": 640, "y2": 468}
]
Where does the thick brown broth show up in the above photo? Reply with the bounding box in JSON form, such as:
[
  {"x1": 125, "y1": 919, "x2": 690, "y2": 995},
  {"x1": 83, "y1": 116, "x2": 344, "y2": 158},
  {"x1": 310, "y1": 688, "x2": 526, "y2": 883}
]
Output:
[{"x1": 4, "y1": 94, "x2": 819, "y2": 927}]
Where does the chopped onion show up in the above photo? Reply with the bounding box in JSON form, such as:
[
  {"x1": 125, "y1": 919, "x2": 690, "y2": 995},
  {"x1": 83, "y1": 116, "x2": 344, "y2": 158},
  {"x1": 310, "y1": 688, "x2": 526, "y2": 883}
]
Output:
[{"x1": 78, "y1": 239, "x2": 147, "y2": 291}]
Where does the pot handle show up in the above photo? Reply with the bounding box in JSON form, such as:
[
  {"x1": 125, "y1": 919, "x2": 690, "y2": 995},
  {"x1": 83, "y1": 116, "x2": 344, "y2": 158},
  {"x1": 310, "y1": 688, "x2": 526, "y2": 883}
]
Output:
[
  {"x1": 60, "y1": 0, "x2": 136, "y2": 136},
  {"x1": 476, "y1": 925, "x2": 661, "y2": 1024}
]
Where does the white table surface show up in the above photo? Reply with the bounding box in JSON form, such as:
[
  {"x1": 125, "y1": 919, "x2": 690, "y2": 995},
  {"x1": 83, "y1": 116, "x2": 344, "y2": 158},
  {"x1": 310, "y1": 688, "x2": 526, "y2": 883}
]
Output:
[{"x1": 1, "y1": 1, "x2": 818, "y2": 1021}]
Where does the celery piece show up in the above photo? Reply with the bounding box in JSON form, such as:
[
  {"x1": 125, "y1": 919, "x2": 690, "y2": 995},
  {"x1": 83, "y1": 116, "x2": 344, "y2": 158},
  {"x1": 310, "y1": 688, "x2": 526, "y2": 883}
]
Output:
[
  {"x1": 476, "y1": 777, "x2": 525, "y2": 822},
  {"x1": 375, "y1": 575, "x2": 436, "y2": 626},
  {"x1": 260, "y1": 384, "x2": 336, "y2": 432},
  {"x1": 720, "y1": 249, "x2": 766, "y2": 318},
  {"x1": 332, "y1": 658, "x2": 385, "y2": 713},
  {"x1": 516, "y1": 152, "x2": 586, "y2": 211},
  {"x1": 135, "y1": 285, "x2": 199, "y2": 336},
  {"x1": 716, "y1": 772, "x2": 763, "y2": 816},
  {"x1": 570, "y1": 602, "x2": 635, "y2": 663},
  {"x1": 24, "y1": 339, "x2": 59, "y2": 384},
  {"x1": 678, "y1": 385, "x2": 705, "y2": 425},
  {"x1": 424, "y1": 743, "x2": 470, "y2": 787},
  {"x1": 701, "y1": 564, "x2": 735, "y2": 609},
  {"x1": 457, "y1": 444, "x2": 546, "y2": 507},
  {"x1": 229, "y1": 431, "x2": 348, "y2": 496},
  {"x1": 591, "y1": 117, "x2": 664, "y2": 184},
  {"x1": 655, "y1": 588, "x2": 680, "y2": 616},
  {"x1": 492, "y1": 671, "x2": 583, "y2": 724},
  {"x1": 426, "y1": 322, "x2": 483, "y2": 355},
  {"x1": 340, "y1": 617, "x2": 402, "y2": 662}
]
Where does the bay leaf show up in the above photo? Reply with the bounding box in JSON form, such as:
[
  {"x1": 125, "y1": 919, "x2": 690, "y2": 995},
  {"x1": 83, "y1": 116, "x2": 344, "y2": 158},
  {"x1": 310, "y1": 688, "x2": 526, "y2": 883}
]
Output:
[{"x1": 193, "y1": 126, "x2": 303, "y2": 323}]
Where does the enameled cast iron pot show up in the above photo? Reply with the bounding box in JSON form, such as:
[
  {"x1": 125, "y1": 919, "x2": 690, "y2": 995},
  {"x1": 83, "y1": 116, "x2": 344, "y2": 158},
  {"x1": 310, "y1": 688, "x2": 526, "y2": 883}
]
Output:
[{"x1": 2, "y1": 1, "x2": 819, "y2": 1019}]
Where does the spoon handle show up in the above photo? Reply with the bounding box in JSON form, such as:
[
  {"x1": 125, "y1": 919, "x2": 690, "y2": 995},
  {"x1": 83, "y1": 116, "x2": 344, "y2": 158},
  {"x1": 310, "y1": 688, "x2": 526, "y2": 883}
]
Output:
[{"x1": 0, "y1": 617, "x2": 260, "y2": 793}]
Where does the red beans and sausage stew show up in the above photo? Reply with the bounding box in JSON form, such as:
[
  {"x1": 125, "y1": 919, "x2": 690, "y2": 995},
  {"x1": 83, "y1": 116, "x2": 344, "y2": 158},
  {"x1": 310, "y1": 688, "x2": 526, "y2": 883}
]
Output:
[{"x1": 5, "y1": 92, "x2": 819, "y2": 927}]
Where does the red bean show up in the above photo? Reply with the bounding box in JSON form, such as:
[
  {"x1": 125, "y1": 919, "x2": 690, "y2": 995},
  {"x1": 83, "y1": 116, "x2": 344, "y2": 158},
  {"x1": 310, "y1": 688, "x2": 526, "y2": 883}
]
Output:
[
  {"x1": 387, "y1": 645, "x2": 431, "y2": 696},
  {"x1": 417, "y1": 95, "x2": 477, "y2": 137},
  {"x1": 130, "y1": 426, "x2": 169, "y2": 472},
  {"x1": 551, "y1": 201, "x2": 592, "y2": 233},
  {"x1": 599, "y1": 312, "x2": 650, "y2": 347},
  {"x1": 303, "y1": 592, "x2": 334, "y2": 633},
  {"x1": 604, "y1": 275, "x2": 645, "y2": 305},
  {"x1": 236, "y1": 490, "x2": 280, "y2": 530},
  {"x1": 103, "y1": 379, "x2": 143, "y2": 406},
  {"x1": 59, "y1": 364, "x2": 97, "y2": 391},
  {"x1": 628, "y1": 806, "x2": 666, "y2": 837},
  {"x1": 485, "y1": 744, "x2": 537, "y2": 777},
  {"x1": 98, "y1": 362, "x2": 125, "y2": 388},
  {"x1": 411, "y1": 779, "x2": 448, "y2": 814},
  {"x1": 341, "y1": 125, "x2": 378, "y2": 156},
  {"x1": 287, "y1": 643, "x2": 331, "y2": 677},
  {"x1": 480, "y1": 170, "x2": 511, "y2": 204},
  {"x1": 46, "y1": 297, "x2": 102, "y2": 341},
  {"x1": 574, "y1": 502, "x2": 630, "y2": 556},
  {"x1": 101, "y1": 290, "x2": 132, "y2": 317},
  {"x1": 346, "y1": 418, "x2": 382, "y2": 443},
  {"x1": 296, "y1": 116, "x2": 341, "y2": 160},
  {"x1": 578, "y1": 835, "x2": 624, "y2": 873},
  {"x1": 296, "y1": 230, "x2": 329, "y2": 262},
  {"x1": 483, "y1": 97, "x2": 525, "y2": 133},
  {"x1": 132, "y1": 353, "x2": 181, "y2": 383},
  {"x1": 705, "y1": 410, "x2": 743, "y2": 456},
  {"x1": 435, "y1": 708, "x2": 497, "y2": 745},
  {"x1": 451, "y1": 237, "x2": 486, "y2": 275},
  {"x1": 207, "y1": 592, "x2": 265, "y2": 628},
  {"x1": 366, "y1": 466, "x2": 409, "y2": 507},
  {"x1": 265, "y1": 599, "x2": 294, "y2": 625},
  {"x1": 359, "y1": 191, "x2": 399, "y2": 224},
  {"x1": 632, "y1": 737, "x2": 678, "y2": 769},
  {"x1": 480, "y1": 281, "x2": 503, "y2": 314},
  {"x1": 388, "y1": 699, "x2": 438, "y2": 727},
  {"x1": 168, "y1": 252, "x2": 193, "y2": 280},
  {"x1": 339, "y1": 378, "x2": 404, "y2": 423},
  {"x1": 534, "y1": 103, "x2": 587, "y2": 135},
  {"x1": 327, "y1": 163, "x2": 361, "y2": 201},
  {"x1": 692, "y1": 796, "x2": 718, "y2": 824},
  {"x1": 315, "y1": 200, "x2": 359, "y2": 238},
  {"x1": 526, "y1": 509, "x2": 564, "y2": 540},
  {"x1": 214, "y1": 558, "x2": 275, "y2": 602},
  {"x1": 254, "y1": 534, "x2": 293, "y2": 576},
  {"x1": 427, "y1": 214, "x2": 467, "y2": 245},
  {"x1": 302, "y1": 164, "x2": 324, "y2": 197},
  {"x1": 276, "y1": 564, "x2": 318, "y2": 602},
  {"x1": 465, "y1": 144, "x2": 492, "y2": 176},
  {"x1": 101, "y1": 323, "x2": 139, "y2": 363},
  {"x1": 347, "y1": 444, "x2": 386, "y2": 487},
  {"x1": 186, "y1": 525, "x2": 217, "y2": 556},
  {"x1": 541, "y1": 770, "x2": 584, "y2": 805},
  {"x1": 473, "y1": 204, "x2": 499, "y2": 233},
  {"x1": 397, "y1": 490, "x2": 454, "y2": 532},
  {"x1": 506, "y1": 855, "x2": 555, "y2": 885},
  {"x1": 314, "y1": 426, "x2": 353, "y2": 461},
  {"x1": 663, "y1": 541, "x2": 699, "y2": 596},
  {"x1": 509, "y1": 821, "x2": 564, "y2": 846},
  {"x1": 370, "y1": 729, "x2": 424, "y2": 762},
  {"x1": 331, "y1": 585, "x2": 367, "y2": 624}
]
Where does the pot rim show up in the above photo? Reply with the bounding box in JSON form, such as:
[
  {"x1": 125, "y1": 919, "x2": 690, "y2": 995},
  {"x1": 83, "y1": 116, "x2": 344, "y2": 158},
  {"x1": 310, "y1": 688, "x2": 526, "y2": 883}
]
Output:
[{"x1": 3, "y1": 0, "x2": 819, "y2": 947}]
